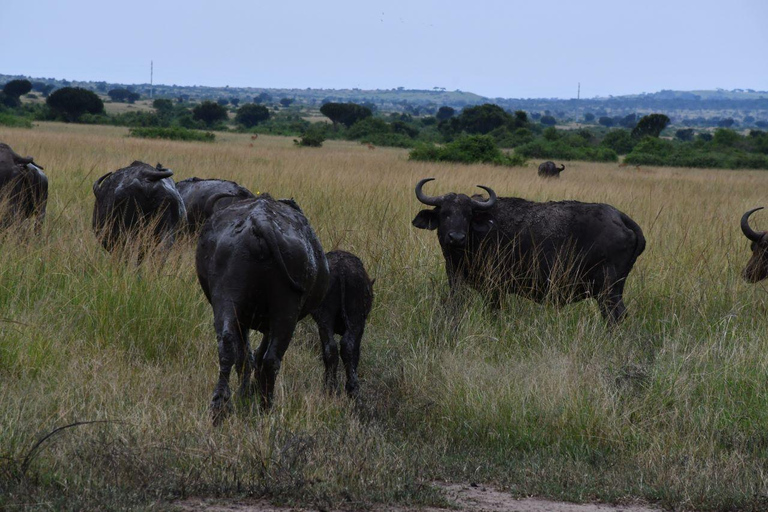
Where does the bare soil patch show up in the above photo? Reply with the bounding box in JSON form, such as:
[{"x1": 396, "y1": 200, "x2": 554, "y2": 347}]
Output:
[{"x1": 176, "y1": 482, "x2": 661, "y2": 512}]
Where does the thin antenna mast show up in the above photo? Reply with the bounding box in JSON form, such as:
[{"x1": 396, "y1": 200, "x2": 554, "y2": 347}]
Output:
[
  {"x1": 150, "y1": 61, "x2": 154, "y2": 98},
  {"x1": 577, "y1": 82, "x2": 580, "y2": 100}
]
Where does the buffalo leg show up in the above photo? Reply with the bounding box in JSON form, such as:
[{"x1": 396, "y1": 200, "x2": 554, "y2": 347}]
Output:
[
  {"x1": 210, "y1": 309, "x2": 245, "y2": 425},
  {"x1": 315, "y1": 318, "x2": 340, "y2": 394},
  {"x1": 339, "y1": 327, "x2": 362, "y2": 397},
  {"x1": 597, "y1": 280, "x2": 627, "y2": 326},
  {"x1": 256, "y1": 309, "x2": 299, "y2": 409}
]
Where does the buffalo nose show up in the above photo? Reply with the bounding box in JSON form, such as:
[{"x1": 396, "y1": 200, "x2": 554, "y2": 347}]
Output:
[{"x1": 448, "y1": 232, "x2": 466, "y2": 245}]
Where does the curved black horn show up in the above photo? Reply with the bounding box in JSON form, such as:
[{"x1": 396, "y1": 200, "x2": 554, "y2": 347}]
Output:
[
  {"x1": 471, "y1": 185, "x2": 497, "y2": 210},
  {"x1": 559, "y1": 164, "x2": 565, "y2": 171},
  {"x1": 741, "y1": 207, "x2": 765, "y2": 242},
  {"x1": 415, "y1": 178, "x2": 444, "y2": 206}
]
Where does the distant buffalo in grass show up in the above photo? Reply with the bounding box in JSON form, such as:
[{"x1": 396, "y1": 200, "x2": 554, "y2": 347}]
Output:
[
  {"x1": 412, "y1": 178, "x2": 645, "y2": 325},
  {"x1": 538, "y1": 161, "x2": 565, "y2": 178},
  {"x1": 92, "y1": 161, "x2": 186, "y2": 258},
  {"x1": 0, "y1": 142, "x2": 48, "y2": 232},
  {"x1": 176, "y1": 177, "x2": 255, "y2": 232}
]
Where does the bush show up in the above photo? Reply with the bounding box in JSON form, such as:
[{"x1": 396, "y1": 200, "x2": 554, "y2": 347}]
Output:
[
  {"x1": 3, "y1": 79, "x2": 32, "y2": 99},
  {"x1": 320, "y1": 102, "x2": 372, "y2": 128},
  {"x1": 128, "y1": 126, "x2": 215, "y2": 142},
  {"x1": 601, "y1": 130, "x2": 635, "y2": 154},
  {"x1": 192, "y1": 101, "x2": 229, "y2": 127},
  {"x1": 0, "y1": 112, "x2": 33, "y2": 128},
  {"x1": 516, "y1": 138, "x2": 618, "y2": 162},
  {"x1": 235, "y1": 103, "x2": 270, "y2": 128},
  {"x1": 675, "y1": 129, "x2": 695, "y2": 142},
  {"x1": 46, "y1": 87, "x2": 104, "y2": 122},
  {"x1": 409, "y1": 134, "x2": 526, "y2": 166},
  {"x1": 631, "y1": 114, "x2": 670, "y2": 139},
  {"x1": 540, "y1": 115, "x2": 557, "y2": 126},
  {"x1": 293, "y1": 126, "x2": 325, "y2": 147}
]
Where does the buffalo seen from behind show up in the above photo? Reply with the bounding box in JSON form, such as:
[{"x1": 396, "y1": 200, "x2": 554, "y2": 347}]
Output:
[
  {"x1": 196, "y1": 194, "x2": 329, "y2": 424},
  {"x1": 0, "y1": 142, "x2": 48, "y2": 232},
  {"x1": 412, "y1": 178, "x2": 645, "y2": 324},
  {"x1": 740, "y1": 207, "x2": 768, "y2": 283},
  {"x1": 311, "y1": 250, "x2": 374, "y2": 397},
  {"x1": 92, "y1": 161, "x2": 186, "y2": 258},
  {"x1": 176, "y1": 177, "x2": 256, "y2": 232},
  {"x1": 538, "y1": 161, "x2": 565, "y2": 178}
]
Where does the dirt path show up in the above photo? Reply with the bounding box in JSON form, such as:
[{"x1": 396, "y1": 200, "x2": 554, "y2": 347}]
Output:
[{"x1": 176, "y1": 482, "x2": 661, "y2": 512}]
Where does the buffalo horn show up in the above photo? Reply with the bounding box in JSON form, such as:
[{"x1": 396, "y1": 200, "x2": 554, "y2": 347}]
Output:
[
  {"x1": 471, "y1": 185, "x2": 497, "y2": 210},
  {"x1": 741, "y1": 207, "x2": 765, "y2": 242},
  {"x1": 415, "y1": 178, "x2": 445, "y2": 206}
]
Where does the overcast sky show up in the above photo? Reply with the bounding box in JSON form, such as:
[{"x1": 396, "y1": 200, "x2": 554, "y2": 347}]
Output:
[{"x1": 4, "y1": 0, "x2": 766, "y2": 99}]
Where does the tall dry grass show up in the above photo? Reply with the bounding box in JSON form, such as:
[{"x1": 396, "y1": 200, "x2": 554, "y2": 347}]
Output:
[{"x1": 1, "y1": 122, "x2": 768, "y2": 510}]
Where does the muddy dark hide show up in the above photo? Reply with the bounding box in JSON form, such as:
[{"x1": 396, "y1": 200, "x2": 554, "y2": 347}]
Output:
[
  {"x1": 740, "y1": 207, "x2": 768, "y2": 283},
  {"x1": 196, "y1": 195, "x2": 329, "y2": 424},
  {"x1": 538, "y1": 161, "x2": 565, "y2": 178},
  {"x1": 92, "y1": 161, "x2": 186, "y2": 258},
  {"x1": 311, "y1": 251, "x2": 374, "y2": 397},
  {"x1": 176, "y1": 177, "x2": 255, "y2": 233},
  {"x1": 0, "y1": 143, "x2": 48, "y2": 232},
  {"x1": 412, "y1": 178, "x2": 645, "y2": 325}
]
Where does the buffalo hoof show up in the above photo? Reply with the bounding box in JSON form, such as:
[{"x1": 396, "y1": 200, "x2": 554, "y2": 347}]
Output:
[{"x1": 210, "y1": 389, "x2": 233, "y2": 426}]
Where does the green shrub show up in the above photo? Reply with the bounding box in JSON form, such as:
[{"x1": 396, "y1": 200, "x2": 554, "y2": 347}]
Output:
[
  {"x1": 601, "y1": 130, "x2": 635, "y2": 154},
  {"x1": 409, "y1": 134, "x2": 526, "y2": 166},
  {"x1": 293, "y1": 126, "x2": 326, "y2": 147},
  {"x1": 128, "y1": 126, "x2": 215, "y2": 142},
  {"x1": 0, "y1": 112, "x2": 33, "y2": 128},
  {"x1": 516, "y1": 138, "x2": 618, "y2": 162}
]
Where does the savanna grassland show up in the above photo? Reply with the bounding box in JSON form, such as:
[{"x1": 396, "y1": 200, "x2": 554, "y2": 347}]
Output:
[{"x1": 3, "y1": 122, "x2": 768, "y2": 511}]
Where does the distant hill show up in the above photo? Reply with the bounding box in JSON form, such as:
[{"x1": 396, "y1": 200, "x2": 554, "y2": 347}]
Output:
[{"x1": 2, "y1": 73, "x2": 767, "y2": 123}]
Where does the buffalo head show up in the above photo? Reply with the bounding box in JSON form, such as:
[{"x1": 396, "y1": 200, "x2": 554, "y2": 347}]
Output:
[
  {"x1": 741, "y1": 207, "x2": 768, "y2": 283},
  {"x1": 411, "y1": 178, "x2": 497, "y2": 248}
]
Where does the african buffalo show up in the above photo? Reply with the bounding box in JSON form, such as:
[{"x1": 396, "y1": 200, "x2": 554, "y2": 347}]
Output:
[
  {"x1": 740, "y1": 207, "x2": 768, "y2": 282},
  {"x1": 412, "y1": 178, "x2": 645, "y2": 324},
  {"x1": 538, "y1": 161, "x2": 565, "y2": 178},
  {"x1": 92, "y1": 161, "x2": 186, "y2": 256},
  {"x1": 311, "y1": 250, "x2": 374, "y2": 397},
  {"x1": 176, "y1": 177, "x2": 256, "y2": 232},
  {"x1": 0, "y1": 143, "x2": 48, "y2": 231},
  {"x1": 196, "y1": 195, "x2": 329, "y2": 423}
]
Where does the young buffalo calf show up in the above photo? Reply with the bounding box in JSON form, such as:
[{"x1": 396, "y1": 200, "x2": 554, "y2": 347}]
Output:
[{"x1": 311, "y1": 251, "x2": 374, "y2": 396}]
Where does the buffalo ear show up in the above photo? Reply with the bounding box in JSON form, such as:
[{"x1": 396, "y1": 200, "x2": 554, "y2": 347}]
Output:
[
  {"x1": 471, "y1": 212, "x2": 494, "y2": 235},
  {"x1": 412, "y1": 209, "x2": 439, "y2": 230}
]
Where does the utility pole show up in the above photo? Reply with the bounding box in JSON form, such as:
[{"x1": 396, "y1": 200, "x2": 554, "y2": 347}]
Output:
[
  {"x1": 150, "y1": 61, "x2": 154, "y2": 99},
  {"x1": 577, "y1": 82, "x2": 580, "y2": 100}
]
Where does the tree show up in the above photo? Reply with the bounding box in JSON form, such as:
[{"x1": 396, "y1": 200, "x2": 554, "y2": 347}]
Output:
[
  {"x1": 217, "y1": 98, "x2": 229, "y2": 106},
  {"x1": 598, "y1": 116, "x2": 615, "y2": 127},
  {"x1": 235, "y1": 103, "x2": 270, "y2": 128},
  {"x1": 153, "y1": 98, "x2": 174, "y2": 113},
  {"x1": 631, "y1": 114, "x2": 670, "y2": 139},
  {"x1": 744, "y1": 115, "x2": 755, "y2": 124},
  {"x1": 675, "y1": 128, "x2": 695, "y2": 142},
  {"x1": 279, "y1": 98, "x2": 294, "y2": 107},
  {"x1": 602, "y1": 129, "x2": 635, "y2": 154},
  {"x1": 229, "y1": 97, "x2": 240, "y2": 107},
  {"x1": 756, "y1": 121, "x2": 768, "y2": 129},
  {"x1": 108, "y1": 88, "x2": 139, "y2": 103},
  {"x1": 254, "y1": 92, "x2": 272, "y2": 104},
  {"x1": 540, "y1": 115, "x2": 557, "y2": 126},
  {"x1": 457, "y1": 104, "x2": 512, "y2": 134},
  {"x1": 320, "y1": 102, "x2": 372, "y2": 128},
  {"x1": 436, "y1": 106, "x2": 455, "y2": 121},
  {"x1": 619, "y1": 113, "x2": 638, "y2": 129},
  {"x1": 3, "y1": 79, "x2": 32, "y2": 99},
  {"x1": 46, "y1": 87, "x2": 104, "y2": 121},
  {"x1": 192, "y1": 101, "x2": 229, "y2": 127},
  {"x1": 584, "y1": 112, "x2": 595, "y2": 122},
  {"x1": 717, "y1": 118, "x2": 736, "y2": 128}
]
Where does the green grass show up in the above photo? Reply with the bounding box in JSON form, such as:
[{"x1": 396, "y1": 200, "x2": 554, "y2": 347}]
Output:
[{"x1": 1, "y1": 124, "x2": 768, "y2": 510}]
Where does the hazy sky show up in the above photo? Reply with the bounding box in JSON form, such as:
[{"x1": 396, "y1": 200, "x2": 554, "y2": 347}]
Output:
[{"x1": 5, "y1": 0, "x2": 767, "y2": 99}]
